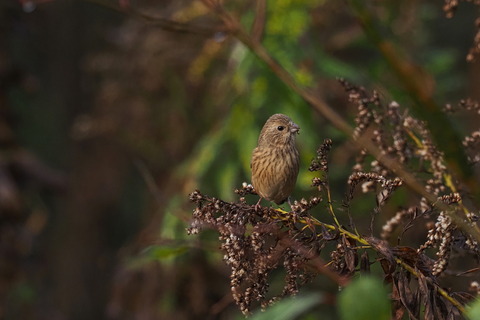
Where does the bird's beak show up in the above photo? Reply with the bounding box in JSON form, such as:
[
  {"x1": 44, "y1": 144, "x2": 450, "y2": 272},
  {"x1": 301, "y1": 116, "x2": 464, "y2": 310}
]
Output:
[{"x1": 290, "y1": 123, "x2": 300, "y2": 134}]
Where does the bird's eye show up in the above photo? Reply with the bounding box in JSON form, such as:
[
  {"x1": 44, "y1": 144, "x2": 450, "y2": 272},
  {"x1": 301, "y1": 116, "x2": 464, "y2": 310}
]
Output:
[{"x1": 277, "y1": 126, "x2": 285, "y2": 131}]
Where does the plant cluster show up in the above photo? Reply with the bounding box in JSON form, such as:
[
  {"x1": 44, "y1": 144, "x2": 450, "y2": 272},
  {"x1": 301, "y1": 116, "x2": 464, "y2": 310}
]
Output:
[{"x1": 188, "y1": 81, "x2": 480, "y2": 318}]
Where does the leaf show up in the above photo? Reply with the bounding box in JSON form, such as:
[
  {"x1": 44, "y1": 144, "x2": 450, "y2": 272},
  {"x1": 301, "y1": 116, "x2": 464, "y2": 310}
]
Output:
[
  {"x1": 125, "y1": 244, "x2": 190, "y2": 270},
  {"x1": 343, "y1": 236, "x2": 358, "y2": 275},
  {"x1": 250, "y1": 293, "x2": 322, "y2": 320},
  {"x1": 393, "y1": 271, "x2": 419, "y2": 319},
  {"x1": 367, "y1": 237, "x2": 396, "y2": 274},
  {"x1": 466, "y1": 298, "x2": 480, "y2": 320},
  {"x1": 143, "y1": 245, "x2": 189, "y2": 260},
  {"x1": 338, "y1": 276, "x2": 391, "y2": 320},
  {"x1": 360, "y1": 251, "x2": 370, "y2": 273}
]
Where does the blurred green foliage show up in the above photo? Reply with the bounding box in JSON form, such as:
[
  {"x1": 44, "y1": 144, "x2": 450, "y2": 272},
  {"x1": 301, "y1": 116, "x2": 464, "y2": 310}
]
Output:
[
  {"x1": 338, "y1": 276, "x2": 391, "y2": 320},
  {"x1": 248, "y1": 293, "x2": 323, "y2": 320},
  {"x1": 466, "y1": 298, "x2": 480, "y2": 320}
]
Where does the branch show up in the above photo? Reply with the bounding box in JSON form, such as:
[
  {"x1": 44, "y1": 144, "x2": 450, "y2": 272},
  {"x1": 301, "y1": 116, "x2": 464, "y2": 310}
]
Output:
[{"x1": 84, "y1": 0, "x2": 221, "y2": 36}]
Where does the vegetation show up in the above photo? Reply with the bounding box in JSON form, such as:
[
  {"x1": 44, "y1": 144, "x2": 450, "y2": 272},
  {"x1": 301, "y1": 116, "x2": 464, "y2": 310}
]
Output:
[{"x1": 1, "y1": 0, "x2": 479, "y2": 319}]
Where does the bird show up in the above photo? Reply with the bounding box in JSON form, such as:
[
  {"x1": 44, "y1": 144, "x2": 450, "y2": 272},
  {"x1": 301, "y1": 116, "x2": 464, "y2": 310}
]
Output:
[{"x1": 251, "y1": 113, "x2": 300, "y2": 208}]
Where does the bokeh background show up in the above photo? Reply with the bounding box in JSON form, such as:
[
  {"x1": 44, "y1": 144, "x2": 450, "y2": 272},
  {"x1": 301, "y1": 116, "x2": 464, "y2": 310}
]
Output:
[{"x1": 0, "y1": 0, "x2": 479, "y2": 319}]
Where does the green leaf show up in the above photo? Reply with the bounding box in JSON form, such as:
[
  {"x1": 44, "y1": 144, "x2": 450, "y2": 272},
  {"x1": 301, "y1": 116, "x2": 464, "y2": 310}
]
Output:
[
  {"x1": 466, "y1": 297, "x2": 480, "y2": 320},
  {"x1": 143, "y1": 245, "x2": 189, "y2": 260},
  {"x1": 125, "y1": 244, "x2": 190, "y2": 270},
  {"x1": 250, "y1": 293, "x2": 322, "y2": 320},
  {"x1": 338, "y1": 276, "x2": 391, "y2": 320}
]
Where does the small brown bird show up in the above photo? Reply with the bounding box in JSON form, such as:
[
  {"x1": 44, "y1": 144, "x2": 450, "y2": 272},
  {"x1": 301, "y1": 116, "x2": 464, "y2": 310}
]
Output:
[{"x1": 251, "y1": 114, "x2": 300, "y2": 207}]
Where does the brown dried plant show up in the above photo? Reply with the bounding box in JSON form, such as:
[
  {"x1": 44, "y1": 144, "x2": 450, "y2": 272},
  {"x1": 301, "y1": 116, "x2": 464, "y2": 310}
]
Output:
[{"x1": 188, "y1": 81, "x2": 480, "y2": 318}]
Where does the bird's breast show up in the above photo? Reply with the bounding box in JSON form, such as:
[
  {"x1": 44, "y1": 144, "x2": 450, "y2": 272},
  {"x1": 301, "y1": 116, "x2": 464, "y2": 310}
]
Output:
[{"x1": 251, "y1": 145, "x2": 299, "y2": 204}]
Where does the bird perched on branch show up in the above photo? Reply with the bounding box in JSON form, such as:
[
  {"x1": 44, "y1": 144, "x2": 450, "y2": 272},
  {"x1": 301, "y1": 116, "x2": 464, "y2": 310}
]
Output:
[{"x1": 251, "y1": 114, "x2": 300, "y2": 208}]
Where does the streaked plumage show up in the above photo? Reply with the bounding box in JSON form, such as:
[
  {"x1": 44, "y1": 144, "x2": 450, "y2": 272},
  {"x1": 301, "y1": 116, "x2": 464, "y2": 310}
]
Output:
[{"x1": 251, "y1": 114, "x2": 300, "y2": 205}]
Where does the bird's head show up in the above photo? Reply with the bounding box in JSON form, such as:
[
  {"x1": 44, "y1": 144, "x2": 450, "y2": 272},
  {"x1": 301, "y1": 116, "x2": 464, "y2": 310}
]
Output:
[{"x1": 257, "y1": 114, "x2": 300, "y2": 148}]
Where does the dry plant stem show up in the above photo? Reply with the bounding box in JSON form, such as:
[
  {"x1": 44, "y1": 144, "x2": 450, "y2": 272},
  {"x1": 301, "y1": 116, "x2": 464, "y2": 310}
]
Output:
[
  {"x1": 201, "y1": 0, "x2": 480, "y2": 243},
  {"x1": 275, "y1": 225, "x2": 349, "y2": 286},
  {"x1": 397, "y1": 258, "x2": 466, "y2": 314},
  {"x1": 404, "y1": 126, "x2": 459, "y2": 195},
  {"x1": 325, "y1": 186, "x2": 341, "y2": 228},
  {"x1": 274, "y1": 209, "x2": 365, "y2": 246},
  {"x1": 275, "y1": 209, "x2": 465, "y2": 313},
  {"x1": 251, "y1": 0, "x2": 266, "y2": 43},
  {"x1": 276, "y1": 209, "x2": 465, "y2": 314}
]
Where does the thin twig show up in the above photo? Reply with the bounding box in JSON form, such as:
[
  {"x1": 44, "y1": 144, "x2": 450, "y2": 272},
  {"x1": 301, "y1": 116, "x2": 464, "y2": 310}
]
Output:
[
  {"x1": 84, "y1": 0, "x2": 220, "y2": 36},
  {"x1": 251, "y1": 0, "x2": 266, "y2": 43}
]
